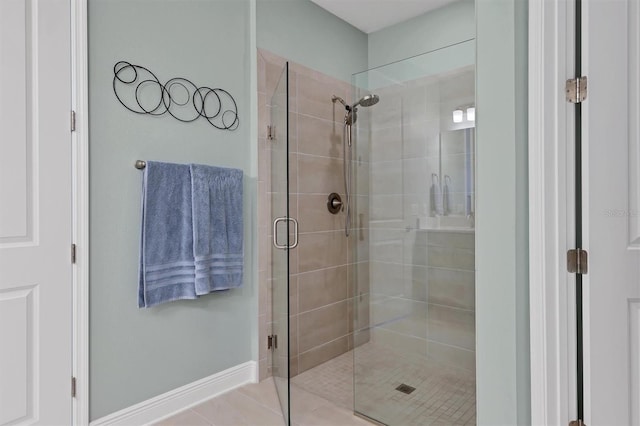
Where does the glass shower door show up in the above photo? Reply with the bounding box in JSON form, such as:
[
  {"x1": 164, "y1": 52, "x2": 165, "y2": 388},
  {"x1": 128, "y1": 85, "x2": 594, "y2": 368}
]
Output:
[
  {"x1": 352, "y1": 42, "x2": 477, "y2": 425},
  {"x1": 270, "y1": 62, "x2": 290, "y2": 425}
]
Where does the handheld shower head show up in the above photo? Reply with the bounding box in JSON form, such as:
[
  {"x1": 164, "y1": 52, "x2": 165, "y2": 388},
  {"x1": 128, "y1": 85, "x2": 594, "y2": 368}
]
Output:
[
  {"x1": 353, "y1": 94, "x2": 380, "y2": 108},
  {"x1": 334, "y1": 94, "x2": 379, "y2": 237}
]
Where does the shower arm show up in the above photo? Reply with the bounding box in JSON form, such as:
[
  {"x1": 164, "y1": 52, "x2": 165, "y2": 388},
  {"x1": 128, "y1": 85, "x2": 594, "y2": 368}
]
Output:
[{"x1": 332, "y1": 95, "x2": 348, "y2": 108}]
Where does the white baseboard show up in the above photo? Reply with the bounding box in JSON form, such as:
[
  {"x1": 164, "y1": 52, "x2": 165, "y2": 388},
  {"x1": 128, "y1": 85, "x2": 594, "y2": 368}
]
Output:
[{"x1": 90, "y1": 361, "x2": 257, "y2": 426}]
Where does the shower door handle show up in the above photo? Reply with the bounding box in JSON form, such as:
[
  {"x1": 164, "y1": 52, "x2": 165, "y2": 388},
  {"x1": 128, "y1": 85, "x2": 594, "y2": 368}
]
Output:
[
  {"x1": 290, "y1": 218, "x2": 299, "y2": 249},
  {"x1": 272, "y1": 217, "x2": 299, "y2": 250},
  {"x1": 273, "y1": 217, "x2": 287, "y2": 249}
]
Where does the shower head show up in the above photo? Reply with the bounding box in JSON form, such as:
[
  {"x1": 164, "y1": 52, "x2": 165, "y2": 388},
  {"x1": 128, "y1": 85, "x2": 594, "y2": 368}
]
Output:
[
  {"x1": 353, "y1": 94, "x2": 380, "y2": 108},
  {"x1": 334, "y1": 94, "x2": 379, "y2": 125},
  {"x1": 346, "y1": 94, "x2": 379, "y2": 125}
]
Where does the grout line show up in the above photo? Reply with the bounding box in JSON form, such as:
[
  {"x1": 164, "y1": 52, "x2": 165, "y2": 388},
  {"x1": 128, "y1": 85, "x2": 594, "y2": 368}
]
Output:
[
  {"x1": 368, "y1": 293, "x2": 425, "y2": 302},
  {"x1": 295, "y1": 111, "x2": 347, "y2": 125},
  {"x1": 369, "y1": 326, "x2": 475, "y2": 353},
  {"x1": 298, "y1": 332, "x2": 353, "y2": 358},
  {"x1": 295, "y1": 264, "x2": 348, "y2": 277},
  {"x1": 297, "y1": 298, "x2": 348, "y2": 316},
  {"x1": 368, "y1": 295, "x2": 475, "y2": 314},
  {"x1": 234, "y1": 384, "x2": 284, "y2": 417},
  {"x1": 424, "y1": 301, "x2": 475, "y2": 314},
  {"x1": 296, "y1": 262, "x2": 352, "y2": 275},
  {"x1": 188, "y1": 408, "x2": 214, "y2": 425},
  {"x1": 424, "y1": 338, "x2": 475, "y2": 354},
  {"x1": 296, "y1": 151, "x2": 348, "y2": 161},
  {"x1": 367, "y1": 259, "x2": 475, "y2": 272},
  {"x1": 423, "y1": 264, "x2": 476, "y2": 273},
  {"x1": 296, "y1": 229, "x2": 350, "y2": 235}
]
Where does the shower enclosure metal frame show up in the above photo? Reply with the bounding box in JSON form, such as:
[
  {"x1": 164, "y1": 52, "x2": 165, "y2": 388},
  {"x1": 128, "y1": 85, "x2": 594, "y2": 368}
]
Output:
[{"x1": 269, "y1": 60, "x2": 292, "y2": 425}]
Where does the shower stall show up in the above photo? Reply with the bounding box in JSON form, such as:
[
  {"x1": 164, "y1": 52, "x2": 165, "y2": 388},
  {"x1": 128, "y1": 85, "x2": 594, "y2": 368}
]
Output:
[{"x1": 261, "y1": 38, "x2": 476, "y2": 426}]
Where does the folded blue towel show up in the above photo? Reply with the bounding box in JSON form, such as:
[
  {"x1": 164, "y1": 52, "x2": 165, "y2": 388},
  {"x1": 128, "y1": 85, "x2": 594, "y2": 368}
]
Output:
[
  {"x1": 190, "y1": 164, "x2": 244, "y2": 294},
  {"x1": 138, "y1": 161, "x2": 197, "y2": 308}
]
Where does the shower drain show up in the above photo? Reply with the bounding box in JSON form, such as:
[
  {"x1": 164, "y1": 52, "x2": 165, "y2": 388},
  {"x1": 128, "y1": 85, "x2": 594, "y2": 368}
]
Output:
[{"x1": 395, "y1": 383, "x2": 416, "y2": 395}]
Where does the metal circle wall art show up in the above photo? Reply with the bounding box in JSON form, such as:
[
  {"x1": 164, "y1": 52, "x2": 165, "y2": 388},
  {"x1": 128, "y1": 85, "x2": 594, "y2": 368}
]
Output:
[{"x1": 112, "y1": 61, "x2": 239, "y2": 131}]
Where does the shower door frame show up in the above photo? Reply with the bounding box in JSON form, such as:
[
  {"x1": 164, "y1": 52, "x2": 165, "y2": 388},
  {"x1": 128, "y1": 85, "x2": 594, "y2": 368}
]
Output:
[
  {"x1": 71, "y1": 0, "x2": 91, "y2": 424},
  {"x1": 528, "y1": 0, "x2": 578, "y2": 424},
  {"x1": 269, "y1": 60, "x2": 292, "y2": 425}
]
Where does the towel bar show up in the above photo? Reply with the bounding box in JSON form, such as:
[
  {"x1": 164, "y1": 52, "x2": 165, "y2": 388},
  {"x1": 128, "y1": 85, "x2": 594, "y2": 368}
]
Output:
[{"x1": 135, "y1": 160, "x2": 146, "y2": 169}]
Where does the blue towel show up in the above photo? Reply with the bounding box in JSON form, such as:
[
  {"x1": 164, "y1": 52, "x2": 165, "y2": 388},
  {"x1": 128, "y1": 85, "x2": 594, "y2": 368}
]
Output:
[
  {"x1": 138, "y1": 161, "x2": 197, "y2": 308},
  {"x1": 190, "y1": 164, "x2": 244, "y2": 294}
]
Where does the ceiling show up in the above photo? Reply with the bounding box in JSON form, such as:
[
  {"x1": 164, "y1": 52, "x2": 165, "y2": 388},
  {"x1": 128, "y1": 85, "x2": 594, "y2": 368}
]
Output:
[{"x1": 309, "y1": 0, "x2": 459, "y2": 34}]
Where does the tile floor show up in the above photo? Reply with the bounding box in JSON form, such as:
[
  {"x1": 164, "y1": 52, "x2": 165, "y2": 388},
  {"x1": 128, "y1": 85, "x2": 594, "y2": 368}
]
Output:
[{"x1": 154, "y1": 378, "x2": 371, "y2": 426}]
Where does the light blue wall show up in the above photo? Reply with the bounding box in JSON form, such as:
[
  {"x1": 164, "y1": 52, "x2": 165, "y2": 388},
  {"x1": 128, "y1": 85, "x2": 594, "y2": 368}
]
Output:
[
  {"x1": 88, "y1": 0, "x2": 256, "y2": 419},
  {"x1": 256, "y1": 0, "x2": 368, "y2": 82},
  {"x1": 367, "y1": 0, "x2": 475, "y2": 69},
  {"x1": 514, "y1": 1, "x2": 530, "y2": 423},
  {"x1": 355, "y1": 39, "x2": 475, "y2": 90},
  {"x1": 476, "y1": 0, "x2": 530, "y2": 424}
]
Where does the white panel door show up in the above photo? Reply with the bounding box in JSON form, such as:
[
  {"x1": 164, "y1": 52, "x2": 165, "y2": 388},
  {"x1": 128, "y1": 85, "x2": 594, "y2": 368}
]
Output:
[
  {"x1": 583, "y1": 0, "x2": 640, "y2": 424},
  {"x1": 0, "y1": 0, "x2": 72, "y2": 425}
]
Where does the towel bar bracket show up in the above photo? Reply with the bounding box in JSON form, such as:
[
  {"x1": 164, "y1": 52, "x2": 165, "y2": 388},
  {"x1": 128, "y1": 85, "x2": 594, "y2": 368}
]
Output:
[{"x1": 267, "y1": 334, "x2": 278, "y2": 350}]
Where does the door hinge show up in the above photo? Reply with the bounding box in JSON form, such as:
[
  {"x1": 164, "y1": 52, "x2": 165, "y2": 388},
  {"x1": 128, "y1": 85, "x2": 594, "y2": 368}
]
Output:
[
  {"x1": 567, "y1": 248, "x2": 588, "y2": 274},
  {"x1": 71, "y1": 377, "x2": 77, "y2": 398},
  {"x1": 267, "y1": 125, "x2": 275, "y2": 140},
  {"x1": 71, "y1": 244, "x2": 77, "y2": 264},
  {"x1": 267, "y1": 334, "x2": 278, "y2": 350},
  {"x1": 569, "y1": 420, "x2": 586, "y2": 426},
  {"x1": 566, "y1": 76, "x2": 588, "y2": 103},
  {"x1": 71, "y1": 110, "x2": 76, "y2": 132}
]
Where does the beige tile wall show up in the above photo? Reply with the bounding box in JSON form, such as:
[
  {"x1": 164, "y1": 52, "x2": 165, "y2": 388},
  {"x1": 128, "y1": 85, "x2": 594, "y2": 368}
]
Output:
[{"x1": 257, "y1": 49, "x2": 369, "y2": 381}]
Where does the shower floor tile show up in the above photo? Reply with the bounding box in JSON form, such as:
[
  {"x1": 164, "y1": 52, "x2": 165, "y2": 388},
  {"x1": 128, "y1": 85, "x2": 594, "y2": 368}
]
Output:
[
  {"x1": 291, "y1": 342, "x2": 476, "y2": 426},
  {"x1": 291, "y1": 349, "x2": 354, "y2": 410}
]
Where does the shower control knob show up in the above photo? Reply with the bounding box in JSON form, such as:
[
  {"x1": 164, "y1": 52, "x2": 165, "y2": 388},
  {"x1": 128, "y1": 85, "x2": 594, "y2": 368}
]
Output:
[{"x1": 327, "y1": 193, "x2": 343, "y2": 214}]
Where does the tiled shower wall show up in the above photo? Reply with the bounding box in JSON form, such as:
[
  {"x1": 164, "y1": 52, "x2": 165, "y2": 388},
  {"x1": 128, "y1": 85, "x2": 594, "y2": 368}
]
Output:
[{"x1": 257, "y1": 50, "x2": 369, "y2": 380}]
